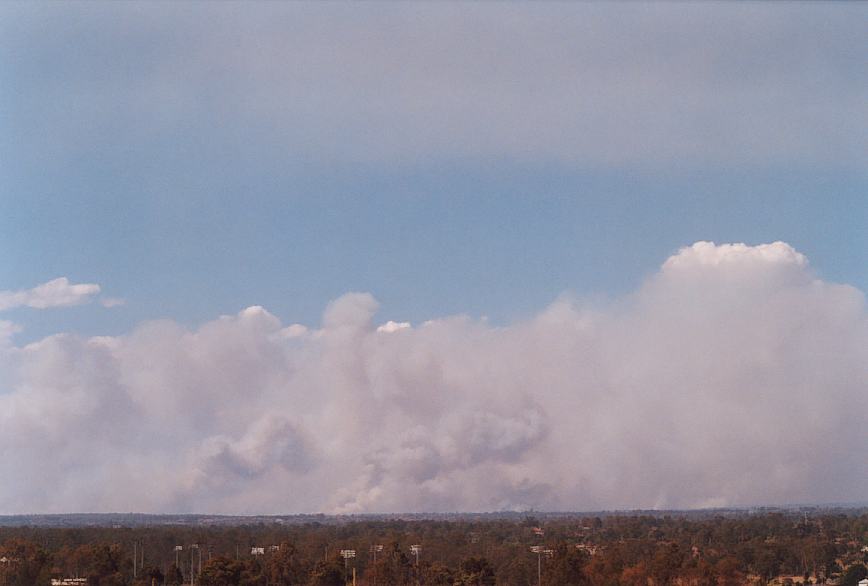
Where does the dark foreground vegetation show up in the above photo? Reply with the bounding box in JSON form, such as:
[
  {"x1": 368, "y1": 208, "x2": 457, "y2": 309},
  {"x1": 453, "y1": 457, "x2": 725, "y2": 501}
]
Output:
[{"x1": 2, "y1": 511, "x2": 868, "y2": 586}]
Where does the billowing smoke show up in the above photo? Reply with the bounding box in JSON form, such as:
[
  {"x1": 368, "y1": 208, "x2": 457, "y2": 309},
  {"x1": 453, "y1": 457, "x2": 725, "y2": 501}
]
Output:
[{"x1": 1, "y1": 242, "x2": 866, "y2": 514}]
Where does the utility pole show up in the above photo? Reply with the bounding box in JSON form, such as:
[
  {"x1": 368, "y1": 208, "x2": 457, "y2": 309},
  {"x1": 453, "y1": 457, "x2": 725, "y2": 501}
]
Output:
[{"x1": 134, "y1": 542, "x2": 137, "y2": 580}]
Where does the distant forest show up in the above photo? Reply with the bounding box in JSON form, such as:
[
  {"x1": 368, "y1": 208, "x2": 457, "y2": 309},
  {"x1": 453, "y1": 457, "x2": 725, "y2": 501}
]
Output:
[{"x1": 1, "y1": 511, "x2": 868, "y2": 586}]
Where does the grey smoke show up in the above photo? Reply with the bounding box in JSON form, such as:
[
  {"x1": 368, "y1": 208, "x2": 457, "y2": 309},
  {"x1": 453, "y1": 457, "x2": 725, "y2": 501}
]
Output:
[{"x1": 0, "y1": 241, "x2": 866, "y2": 513}]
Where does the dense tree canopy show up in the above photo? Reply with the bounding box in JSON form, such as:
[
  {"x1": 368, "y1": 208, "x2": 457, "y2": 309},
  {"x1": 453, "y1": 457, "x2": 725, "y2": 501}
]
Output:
[{"x1": 1, "y1": 511, "x2": 867, "y2": 585}]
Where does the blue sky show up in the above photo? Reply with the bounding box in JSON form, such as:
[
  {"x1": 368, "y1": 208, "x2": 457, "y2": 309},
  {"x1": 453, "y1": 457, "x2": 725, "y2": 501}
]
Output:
[{"x1": 2, "y1": 2, "x2": 866, "y2": 341}]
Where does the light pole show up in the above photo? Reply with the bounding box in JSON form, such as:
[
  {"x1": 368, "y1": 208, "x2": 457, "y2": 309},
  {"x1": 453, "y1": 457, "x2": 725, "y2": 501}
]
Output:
[
  {"x1": 370, "y1": 544, "x2": 383, "y2": 586},
  {"x1": 131, "y1": 541, "x2": 144, "y2": 580},
  {"x1": 190, "y1": 544, "x2": 200, "y2": 586},
  {"x1": 340, "y1": 549, "x2": 356, "y2": 585},
  {"x1": 530, "y1": 546, "x2": 542, "y2": 586},
  {"x1": 409, "y1": 545, "x2": 421, "y2": 586}
]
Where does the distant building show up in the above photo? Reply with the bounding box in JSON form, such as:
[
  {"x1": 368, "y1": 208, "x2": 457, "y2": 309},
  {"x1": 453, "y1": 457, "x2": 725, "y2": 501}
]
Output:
[
  {"x1": 575, "y1": 544, "x2": 599, "y2": 556},
  {"x1": 51, "y1": 580, "x2": 88, "y2": 586},
  {"x1": 251, "y1": 547, "x2": 265, "y2": 555},
  {"x1": 857, "y1": 579, "x2": 868, "y2": 586}
]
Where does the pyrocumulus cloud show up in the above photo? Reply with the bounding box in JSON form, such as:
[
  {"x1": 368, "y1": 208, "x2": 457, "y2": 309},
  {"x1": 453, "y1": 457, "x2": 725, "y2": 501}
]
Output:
[{"x1": 0, "y1": 242, "x2": 866, "y2": 514}]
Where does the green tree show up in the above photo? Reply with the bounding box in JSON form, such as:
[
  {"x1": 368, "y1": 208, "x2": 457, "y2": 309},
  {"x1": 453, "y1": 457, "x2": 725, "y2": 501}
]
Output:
[
  {"x1": 497, "y1": 556, "x2": 535, "y2": 586},
  {"x1": 307, "y1": 557, "x2": 344, "y2": 586},
  {"x1": 71, "y1": 544, "x2": 128, "y2": 586},
  {"x1": 0, "y1": 539, "x2": 51, "y2": 586},
  {"x1": 166, "y1": 562, "x2": 185, "y2": 586},
  {"x1": 366, "y1": 543, "x2": 410, "y2": 586},
  {"x1": 542, "y1": 544, "x2": 589, "y2": 586},
  {"x1": 199, "y1": 556, "x2": 245, "y2": 586},
  {"x1": 715, "y1": 555, "x2": 743, "y2": 586},
  {"x1": 265, "y1": 543, "x2": 304, "y2": 586},
  {"x1": 755, "y1": 548, "x2": 783, "y2": 584},
  {"x1": 455, "y1": 556, "x2": 495, "y2": 586},
  {"x1": 839, "y1": 564, "x2": 868, "y2": 586},
  {"x1": 145, "y1": 565, "x2": 165, "y2": 585},
  {"x1": 419, "y1": 561, "x2": 454, "y2": 586},
  {"x1": 649, "y1": 543, "x2": 683, "y2": 586}
]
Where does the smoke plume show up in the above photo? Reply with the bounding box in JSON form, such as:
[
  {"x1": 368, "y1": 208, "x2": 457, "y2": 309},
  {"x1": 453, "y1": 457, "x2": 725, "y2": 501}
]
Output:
[{"x1": 1, "y1": 242, "x2": 865, "y2": 514}]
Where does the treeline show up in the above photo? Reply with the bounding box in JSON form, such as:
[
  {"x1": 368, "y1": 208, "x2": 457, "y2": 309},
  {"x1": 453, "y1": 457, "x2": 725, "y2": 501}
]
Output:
[{"x1": 1, "y1": 512, "x2": 867, "y2": 585}]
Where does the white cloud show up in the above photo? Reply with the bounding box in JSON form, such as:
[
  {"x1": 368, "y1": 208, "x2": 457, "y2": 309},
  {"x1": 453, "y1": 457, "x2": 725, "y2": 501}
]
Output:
[
  {"x1": 0, "y1": 320, "x2": 22, "y2": 344},
  {"x1": 377, "y1": 321, "x2": 411, "y2": 334},
  {"x1": 99, "y1": 297, "x2": 126, "y2": 308},
  {"x1": 662, "y1": 241, "x2": 808, "y2": 271},
  {"x1": 0, "y1": 242, "x2": 866, "y2": 514},
  {"x1": 0, "y1": 277, "x2": 101, "y2": 311},
  {"x1": 278, "y1": 324, "x2": 309, "y2": 339}
]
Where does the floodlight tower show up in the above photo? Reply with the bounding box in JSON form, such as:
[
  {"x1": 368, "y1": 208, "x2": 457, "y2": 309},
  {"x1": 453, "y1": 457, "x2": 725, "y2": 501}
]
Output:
[
  {"x1": 530, "y1": 546, "x2": 543, "y2": 586},
  {"x1": 340, "y1": 549, "x2": 356, "y2": 585},
  {"x1": 190, "y1": 544, "x2": 200, "y2": 586},
  {"x1": 409, "y1": 545, "x2": 421, "y2": 586},
  {"x1": 369, "y1": 544, "x2": 384, "y2": 586}
]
